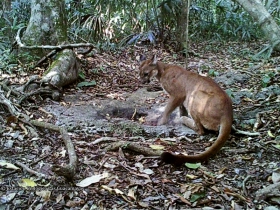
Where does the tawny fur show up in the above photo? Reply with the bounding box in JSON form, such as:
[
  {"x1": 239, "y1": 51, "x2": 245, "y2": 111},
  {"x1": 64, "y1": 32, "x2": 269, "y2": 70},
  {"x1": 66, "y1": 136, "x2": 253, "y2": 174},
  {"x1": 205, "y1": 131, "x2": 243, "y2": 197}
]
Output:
[{"x1": 139, "y1": 55, "x2": 233, "y2": 165}]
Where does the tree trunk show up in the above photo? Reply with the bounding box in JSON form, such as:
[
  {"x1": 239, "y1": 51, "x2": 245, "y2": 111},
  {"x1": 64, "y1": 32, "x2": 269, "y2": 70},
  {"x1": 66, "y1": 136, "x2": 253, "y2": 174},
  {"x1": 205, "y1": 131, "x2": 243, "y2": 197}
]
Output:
[
  {"x1": 234, "y1": 0, "x2": 280, "y2": 51},
  {"x1": 175, "y1": 0, "x2": 189, "y2": 52},
  {"x1": 2, "y1": 0, "x2": 11, "y2": 11},
  {"x1": 22, "y1": 0, "x2": 67, "y2": 57},
  {"x1": 21, "y1": 0, "x2": 79, "y2": 88}
]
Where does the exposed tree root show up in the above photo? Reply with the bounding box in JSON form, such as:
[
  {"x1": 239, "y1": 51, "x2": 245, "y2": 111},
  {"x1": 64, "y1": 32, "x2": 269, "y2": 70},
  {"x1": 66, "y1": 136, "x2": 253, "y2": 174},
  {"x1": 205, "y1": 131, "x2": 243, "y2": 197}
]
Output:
[
  {"x1": 30, "y1": 120, "x2": 77, "y2": 180},
  {"x1": 104, "y1": 141, "x2": 162, "y2": 157},
  {"x1": 0, "y1": 92, "x2": 21, "y2": 116},
  {"x1": 232, "y1": 125, "x2": 260, "y2": 136}
]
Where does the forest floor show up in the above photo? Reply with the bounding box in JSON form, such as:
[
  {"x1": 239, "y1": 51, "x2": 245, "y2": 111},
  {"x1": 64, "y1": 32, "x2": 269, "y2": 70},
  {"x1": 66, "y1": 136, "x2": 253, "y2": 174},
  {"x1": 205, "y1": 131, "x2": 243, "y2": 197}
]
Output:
[{"x1": 1, "y1": 41, "x2": 280, "y2": 210}]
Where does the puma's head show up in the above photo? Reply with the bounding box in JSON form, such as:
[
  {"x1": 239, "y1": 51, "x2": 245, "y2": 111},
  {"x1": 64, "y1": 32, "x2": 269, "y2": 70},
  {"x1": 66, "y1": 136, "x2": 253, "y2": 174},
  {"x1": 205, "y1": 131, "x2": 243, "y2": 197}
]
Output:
[{"x1": 139, "y1": 55, "x2": 158, "y2": 84}]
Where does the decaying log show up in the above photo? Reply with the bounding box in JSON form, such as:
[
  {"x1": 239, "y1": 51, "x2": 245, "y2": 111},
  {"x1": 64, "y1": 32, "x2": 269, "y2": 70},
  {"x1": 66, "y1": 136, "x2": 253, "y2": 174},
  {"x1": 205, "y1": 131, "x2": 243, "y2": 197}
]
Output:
[
  {"x1": 255, "y1": 182, "x2": 280, "y2": 202},
  {"x1": 41, "y1": 49, "x2": 80, "y2": 88},
  {"x1": 16, "y1": 27, "x2": 81, "y2": 91}
]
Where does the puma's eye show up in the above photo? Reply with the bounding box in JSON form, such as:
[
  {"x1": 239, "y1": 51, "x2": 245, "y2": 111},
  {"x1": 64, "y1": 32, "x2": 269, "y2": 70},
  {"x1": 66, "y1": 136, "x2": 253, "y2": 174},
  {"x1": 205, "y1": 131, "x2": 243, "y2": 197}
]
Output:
[{"x1": 144, "y1": 72, "x2": 149, "y2": 76}]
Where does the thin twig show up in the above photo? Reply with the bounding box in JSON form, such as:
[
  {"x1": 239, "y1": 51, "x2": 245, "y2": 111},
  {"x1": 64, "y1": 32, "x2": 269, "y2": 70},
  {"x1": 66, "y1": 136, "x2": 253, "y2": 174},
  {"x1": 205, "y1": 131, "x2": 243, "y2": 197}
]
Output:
[
  {"x1": 242, "y1": 175, "x2": 251, "y2": 196},
  {"x1": 15, "y1": 161, "x2": 49, "y2": 179}
]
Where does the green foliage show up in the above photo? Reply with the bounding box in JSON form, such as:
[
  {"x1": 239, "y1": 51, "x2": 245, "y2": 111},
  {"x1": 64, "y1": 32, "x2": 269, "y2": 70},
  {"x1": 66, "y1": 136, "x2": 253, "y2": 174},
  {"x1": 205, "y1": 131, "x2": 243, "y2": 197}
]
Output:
[
  {"x1": 77, "y1": 81, "x2": 97, "y2": 88},
  {"x1": 65, "y1": 0, "x2": 265, "y2": 47},
  {"x1": 261, "y1": 72, "x2": 275, "y2": 87},
  {"x1": 1, "y1": 0, "x2": 279, "y2": 70},
  {"x1": 208, "y1": 69, "x2": 219, "y2": 77},
  {"x1": 0, "y1": 0, "x2": 30, "y2": 72},
  {"x1": 190, "y1": 0, "x2": 261, "y2": 41}
]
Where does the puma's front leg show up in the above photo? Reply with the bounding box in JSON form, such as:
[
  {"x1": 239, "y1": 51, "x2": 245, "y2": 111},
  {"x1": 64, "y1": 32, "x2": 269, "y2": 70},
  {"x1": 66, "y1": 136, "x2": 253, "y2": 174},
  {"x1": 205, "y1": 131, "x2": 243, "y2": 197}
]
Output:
[{"x1": 158, "y1": 96, "x2": 184, "y2": 125}]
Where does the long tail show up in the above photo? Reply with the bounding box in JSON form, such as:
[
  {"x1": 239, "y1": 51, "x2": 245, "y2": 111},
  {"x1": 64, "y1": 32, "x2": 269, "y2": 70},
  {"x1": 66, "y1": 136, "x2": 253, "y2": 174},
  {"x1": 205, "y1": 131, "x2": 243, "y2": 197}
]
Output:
[{"x1": 160, "y1": 116, "x2": 232, "y2": 166}]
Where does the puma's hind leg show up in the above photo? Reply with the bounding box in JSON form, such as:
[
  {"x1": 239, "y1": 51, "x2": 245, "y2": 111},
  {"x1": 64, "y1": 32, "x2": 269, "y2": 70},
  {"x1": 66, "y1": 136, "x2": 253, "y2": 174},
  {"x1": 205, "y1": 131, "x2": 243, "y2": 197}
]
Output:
[{"x1": 181, "y1": 116, "x2": 205, "y2": 135}]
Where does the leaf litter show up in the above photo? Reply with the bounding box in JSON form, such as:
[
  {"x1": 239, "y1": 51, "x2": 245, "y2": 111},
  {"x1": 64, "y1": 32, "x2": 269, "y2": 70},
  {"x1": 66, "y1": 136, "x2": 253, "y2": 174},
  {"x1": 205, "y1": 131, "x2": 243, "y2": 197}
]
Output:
[{"x1": 0, "y1": 42, "x2": 280, "y2": 209}]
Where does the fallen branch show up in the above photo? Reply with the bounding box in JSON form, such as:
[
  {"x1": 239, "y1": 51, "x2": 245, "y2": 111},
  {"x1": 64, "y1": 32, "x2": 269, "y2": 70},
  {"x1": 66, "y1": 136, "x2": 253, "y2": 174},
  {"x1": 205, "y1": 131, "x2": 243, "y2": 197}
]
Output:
[
  {"x1": 15, "y1": 161, "x2": 50, "y2": 179},
  {"x1": 255, "y1": 182, "x2": 280, "y2": 201},
  {"x1": 31, "y1": 120, "x2": 77, "y2": 180},
  {"x1": 16, "y1": 27, "x2": 96, "y2": 50},
  {"x1": 92, "y1": 137, "x2": 118, "y2": 145},
  {"x1": 104, "y1": 141, "x2": 162, "y2": 157}
]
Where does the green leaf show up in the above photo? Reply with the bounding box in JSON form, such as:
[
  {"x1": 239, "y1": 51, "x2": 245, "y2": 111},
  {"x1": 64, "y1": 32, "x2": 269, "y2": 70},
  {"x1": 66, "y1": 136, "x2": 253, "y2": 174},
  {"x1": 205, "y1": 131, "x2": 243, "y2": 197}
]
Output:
[
  {"x1": 185, "y1": 162, "x2": 201, "y2": 169},
  {"x1": 190, "y1": 192, "x2": 206, "y2": 202},
  {"x1": 225, "y1": 89, "x2": 234, "y2": 99},
  {"x1": 18, "y1": 179, "x2": 37, "y2": 188},
  {"x1": 77, "y1": 81, "x2": 96, "y2": 87},
  {"x1": 273, "y1": 145, "x2": 280, "y2": 150},
  {"x1": 261, "y1": 75, "x2": 271, "y2": 87},
  {"x1": 79, "y1": 71, "x2": 85, "y2": 80},
  {"x1": 208, "y1": 69, "x2": 219, "y2": 77}
]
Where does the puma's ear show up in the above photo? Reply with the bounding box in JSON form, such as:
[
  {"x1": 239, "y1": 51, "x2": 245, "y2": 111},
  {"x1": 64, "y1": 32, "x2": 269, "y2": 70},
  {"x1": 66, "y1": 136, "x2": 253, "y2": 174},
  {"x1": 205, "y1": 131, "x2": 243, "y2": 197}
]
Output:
[
  {"x1": 151, "y1": 54, "x2": 157, "y2": 65},
  {"x1": 140, "y1": 55, "x2": 146, "y2": 61}
]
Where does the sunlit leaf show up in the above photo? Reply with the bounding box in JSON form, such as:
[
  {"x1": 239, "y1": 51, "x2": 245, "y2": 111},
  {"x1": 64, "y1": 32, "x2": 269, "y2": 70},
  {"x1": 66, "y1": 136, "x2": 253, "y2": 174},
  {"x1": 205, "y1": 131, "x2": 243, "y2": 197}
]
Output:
[
  {"x1": 56, "y1": 193, "x2": 63, "y2": 203},
  {"x1": 186, "y1": 174, "x2": 198, "y2": 179},
  {"x1": 18, "y1": 178, "x2": 37, "y2": 188},
  {"x1": 185, "y1": 163, "x2": 201, "y2": 169},
  {"x1": 268, "y1": 130, "x2": 275, "y2": 138},
  {"x1": 76, "y1": 173, "x2": 109, "y2": 187},
  {"x1": 149, "y1": 145, "x2": 164, "y2": 150},
  {"x1": 273, "y1": 145, "x2": 280, "y2": 150}
]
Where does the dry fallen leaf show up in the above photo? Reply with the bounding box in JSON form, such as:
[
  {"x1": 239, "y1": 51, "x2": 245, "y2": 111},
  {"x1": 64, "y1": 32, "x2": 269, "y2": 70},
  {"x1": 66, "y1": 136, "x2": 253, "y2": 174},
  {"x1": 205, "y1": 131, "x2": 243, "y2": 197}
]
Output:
[
  {"x1": 0, "y1": 161, "x2": 20, "y2": 170},
  {"x1": 272, "y1": 168, "x2": 280, "y2": 184},
  {"x1": 36, "y1": 190, "x2": 51, "y2": 201},
  {"x1": 76, "y1": 172, "x2": 109, "y2": 187}
]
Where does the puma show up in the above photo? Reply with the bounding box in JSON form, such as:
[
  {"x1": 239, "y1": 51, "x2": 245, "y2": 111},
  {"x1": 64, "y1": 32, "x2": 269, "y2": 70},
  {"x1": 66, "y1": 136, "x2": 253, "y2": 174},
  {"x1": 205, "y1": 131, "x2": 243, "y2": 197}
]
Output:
[{"x1": 139, "y1": 55, "x2": 233, "y2": 165}]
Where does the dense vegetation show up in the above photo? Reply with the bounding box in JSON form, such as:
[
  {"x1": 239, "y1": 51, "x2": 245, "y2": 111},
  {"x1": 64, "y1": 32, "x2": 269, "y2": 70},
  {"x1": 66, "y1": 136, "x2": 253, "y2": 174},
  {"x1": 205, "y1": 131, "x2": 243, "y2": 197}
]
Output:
[{"x1": 2, "y1": 0, "x2": 280, "y2": 71}]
